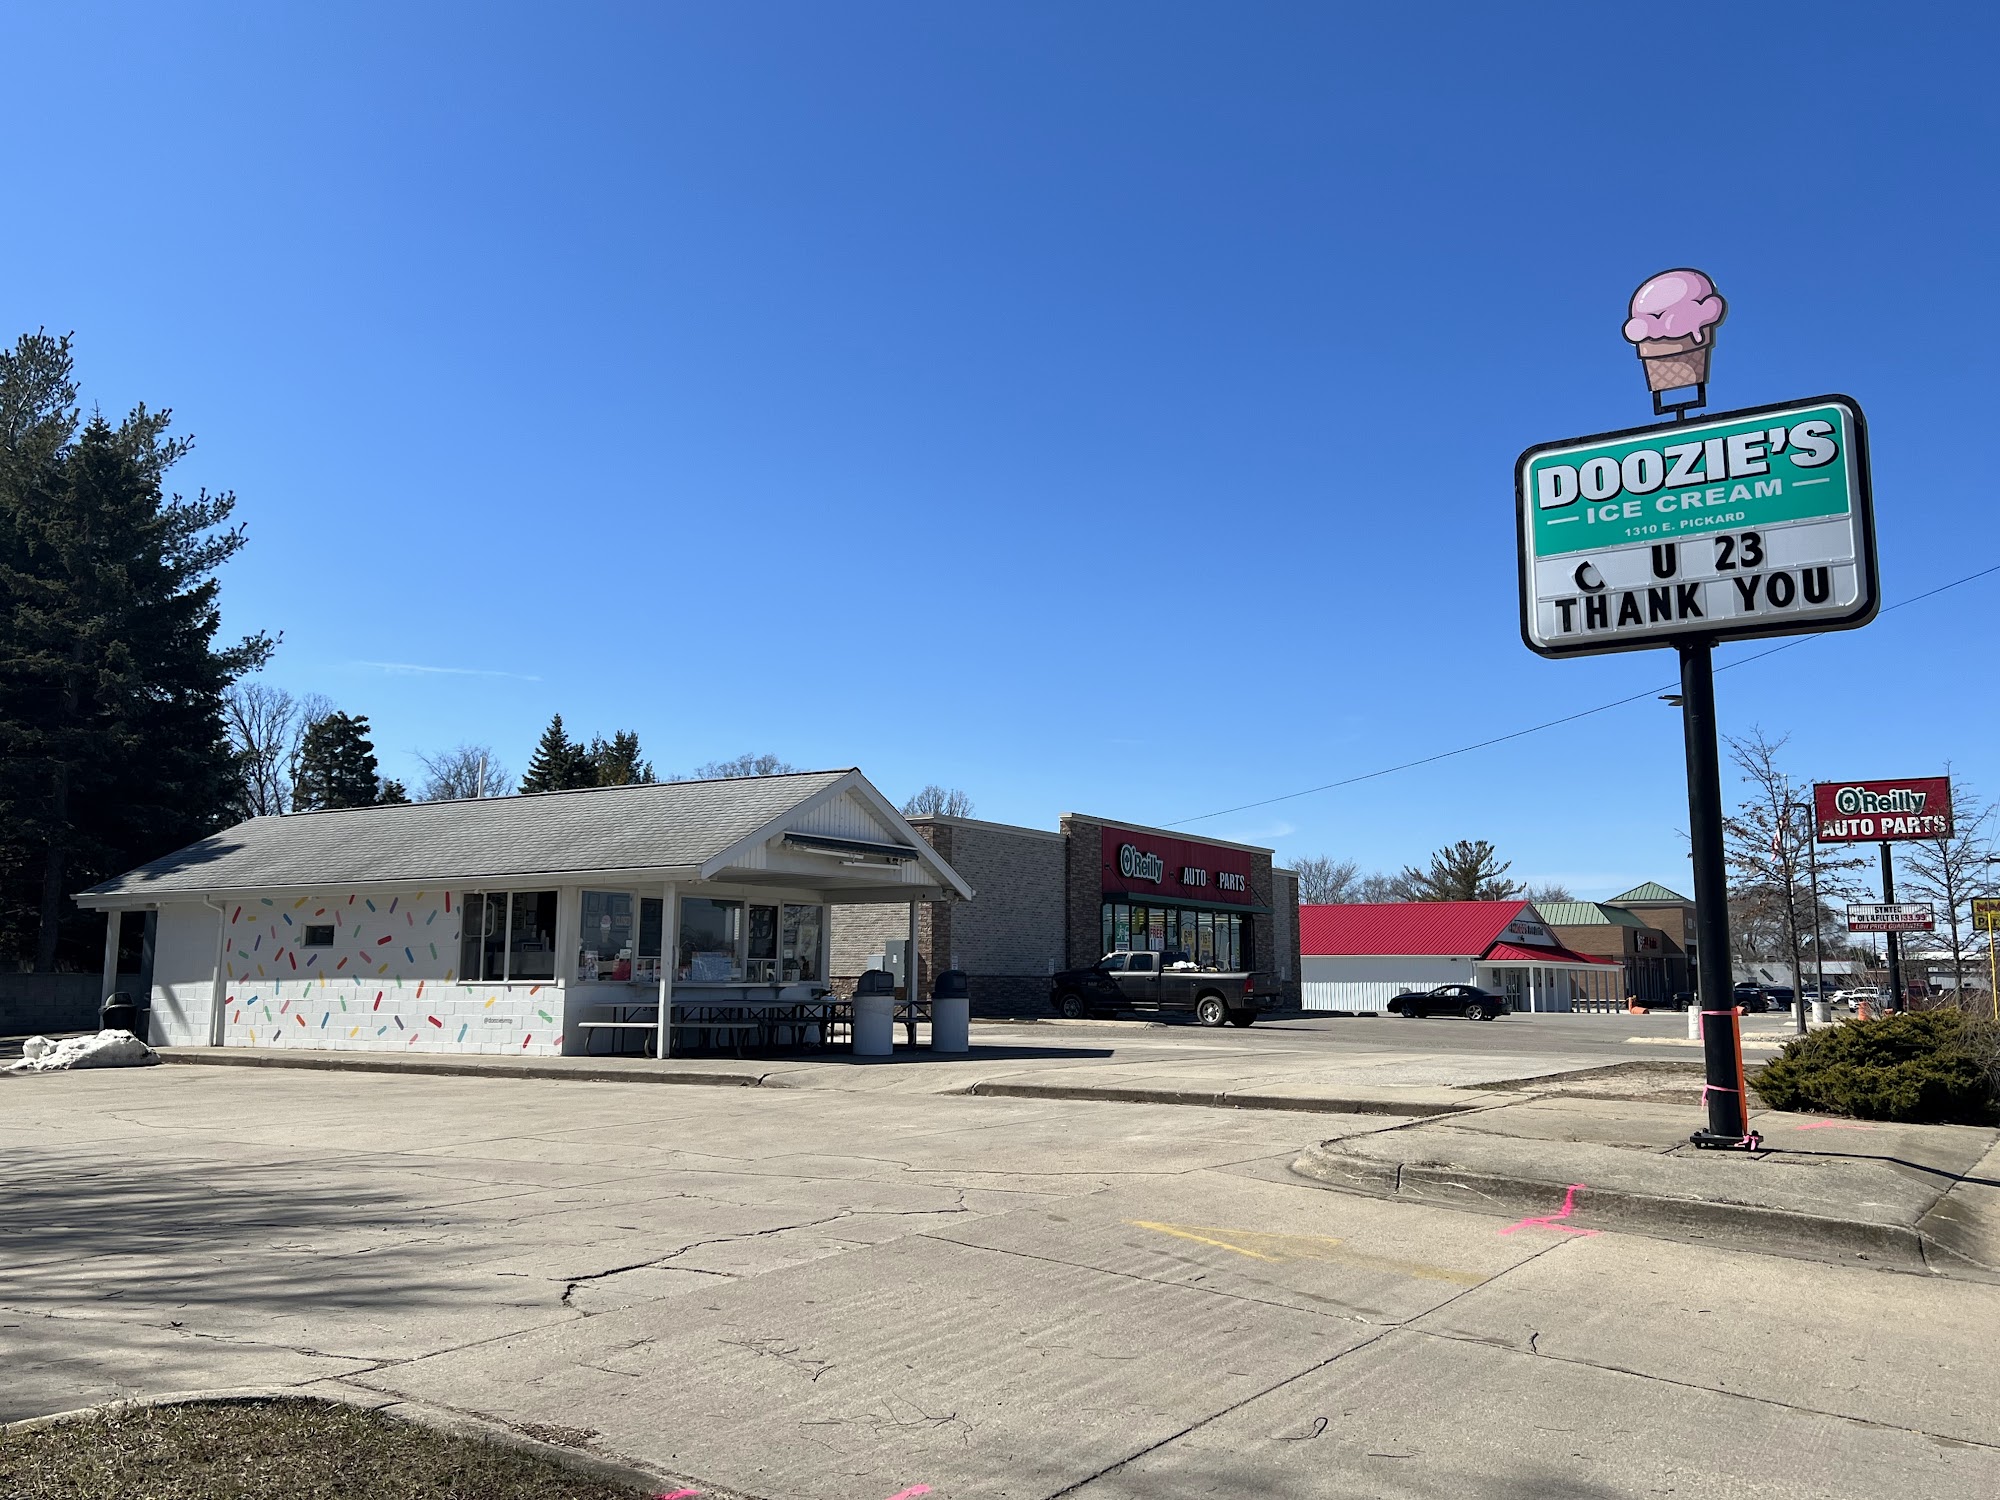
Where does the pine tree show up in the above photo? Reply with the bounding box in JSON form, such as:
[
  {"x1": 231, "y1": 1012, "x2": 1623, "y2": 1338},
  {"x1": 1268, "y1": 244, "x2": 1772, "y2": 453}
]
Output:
[
  {"x1": 589, "y1": 730, "x2": 655, "y2": 786},
  {"x1": 292, "y1": 713, "x2": 384, "y2": 810},
  {"x1": 521, "y1": 713, "x2": 595, "y2": 793},
  {"x1": 1396, "y1": 840, "x2": 1521, "y2": 902},
  {"x1": 0, "y1": 331, "x2": 272, "y2": 969},
  {"x1": 377, "y1": 778, "x2": 411, "y2": 805}
]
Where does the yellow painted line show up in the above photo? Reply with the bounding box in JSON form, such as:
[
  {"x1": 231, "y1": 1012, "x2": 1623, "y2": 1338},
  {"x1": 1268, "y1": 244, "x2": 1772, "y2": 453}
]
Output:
[{"x1": 1129, "y1": 1220, "x2": 1483, "y2": 1286}]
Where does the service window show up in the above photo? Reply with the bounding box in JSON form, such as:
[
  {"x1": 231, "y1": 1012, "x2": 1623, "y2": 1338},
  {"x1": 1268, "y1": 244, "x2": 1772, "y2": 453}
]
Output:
[
  {"x1": 781, "y1": 904, "x2": 822, "y2": 982},
  {"x1": 459, "y1": 891, "x2": 558, "y2": 981},
  {"x1": 301, "y1": 924, "x2": 335, "y2": 948},
  {"x1": 679, "y1": 898, "x2": 743, "y2": 982}
]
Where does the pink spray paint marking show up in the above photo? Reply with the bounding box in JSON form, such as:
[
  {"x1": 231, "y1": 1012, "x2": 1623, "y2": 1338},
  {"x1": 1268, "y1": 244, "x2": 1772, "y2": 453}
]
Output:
[
  {"x1": 883, "y1": 1489, "x2": 932, "y2": 1500},
  {"x1": 1498, "y1": 1183, "x2": 1601, "y2": 1239},
  {"x1": 653, "y1": 1491, "x2": 702, "y2": 1499}
]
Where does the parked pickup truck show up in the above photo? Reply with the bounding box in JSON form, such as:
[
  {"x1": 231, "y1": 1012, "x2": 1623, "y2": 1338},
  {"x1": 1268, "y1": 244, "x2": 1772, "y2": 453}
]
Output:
[{"x1": 1050, "y1": 950, "x2": 1280, "y2": 1027}]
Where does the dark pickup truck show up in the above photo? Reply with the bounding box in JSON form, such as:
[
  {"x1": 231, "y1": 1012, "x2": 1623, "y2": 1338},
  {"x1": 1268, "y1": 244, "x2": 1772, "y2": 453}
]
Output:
[{"x1": 1050, "y1": 950, "x2": 1280, "y2": 1027}]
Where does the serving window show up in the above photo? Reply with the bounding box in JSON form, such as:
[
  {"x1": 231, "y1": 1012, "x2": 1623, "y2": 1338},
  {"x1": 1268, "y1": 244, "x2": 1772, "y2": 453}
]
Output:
[{"x1": 460, "y1": 891, "x2": 558, "y2": 981}]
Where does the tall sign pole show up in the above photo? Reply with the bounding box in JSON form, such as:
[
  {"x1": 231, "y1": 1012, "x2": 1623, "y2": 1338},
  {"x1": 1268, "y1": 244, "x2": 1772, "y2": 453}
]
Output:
[
  {"x1": 1880, "y1": 843, "x2": 1904, "y2": 1011},
  {"x1": 1518, "y1": 270, "x2": 1880, "y2": 1151}
]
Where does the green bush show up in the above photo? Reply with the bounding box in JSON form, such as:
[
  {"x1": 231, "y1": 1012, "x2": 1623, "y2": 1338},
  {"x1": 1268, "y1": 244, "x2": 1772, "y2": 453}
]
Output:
[{"x1": 1752, "y1": 1009, "x2": 2000, "y2": 1125}]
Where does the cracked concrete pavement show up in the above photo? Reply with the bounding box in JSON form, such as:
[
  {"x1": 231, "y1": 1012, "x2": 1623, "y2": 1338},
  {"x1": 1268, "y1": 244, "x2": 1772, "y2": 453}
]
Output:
[{"x1": 6, "y1": 1058, "x2": 1999, "y2": 1498}]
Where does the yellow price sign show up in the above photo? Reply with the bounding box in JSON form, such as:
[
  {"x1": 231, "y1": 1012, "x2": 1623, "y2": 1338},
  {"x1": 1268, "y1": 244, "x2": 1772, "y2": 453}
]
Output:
[{"x1": 1975, "y1": 897, "x2": 2000, "y2": 932}]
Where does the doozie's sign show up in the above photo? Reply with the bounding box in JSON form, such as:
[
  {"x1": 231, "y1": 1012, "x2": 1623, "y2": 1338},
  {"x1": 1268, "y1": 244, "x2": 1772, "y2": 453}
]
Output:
[{"x1": 1517, "y1": 396, "x2": 1877, "y2": 657}]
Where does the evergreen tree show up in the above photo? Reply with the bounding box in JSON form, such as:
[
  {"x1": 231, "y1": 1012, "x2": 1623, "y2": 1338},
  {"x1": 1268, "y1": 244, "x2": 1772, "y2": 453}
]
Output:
[
  {"x1": 292, "y1": 712, "x2": 384, "y2": 810},
  {"x1": 520, "y1": 713, "x2": 595, "y2": 792},
  {"x1": 377, "y1": 778, "x2": 411, "y2": 805},
  {"x1": 1396, "y1": 840, "x2": 1521, "y2": 902},
  {"x1": 589, "y1": 730, "x2": 655, "y2": 786},
  {"x1": 0, "y1": 332, "x2": 271, "y2": 969}
]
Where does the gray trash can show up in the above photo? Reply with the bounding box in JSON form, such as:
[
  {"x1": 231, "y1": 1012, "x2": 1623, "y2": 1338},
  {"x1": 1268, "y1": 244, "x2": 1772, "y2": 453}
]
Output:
[{"x1": 931, "y1": 970, "x2": 969, "y2": 1053}]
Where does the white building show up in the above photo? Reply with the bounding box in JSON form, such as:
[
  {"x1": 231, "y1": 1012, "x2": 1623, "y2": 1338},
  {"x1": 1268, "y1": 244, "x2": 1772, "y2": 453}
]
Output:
[
  {"x1": 75, "y1": 770, "x2": 971, "y2": 1057},
  {"x1": 1300, "y1": 901, "x2": 1624, "y2": 1014}
]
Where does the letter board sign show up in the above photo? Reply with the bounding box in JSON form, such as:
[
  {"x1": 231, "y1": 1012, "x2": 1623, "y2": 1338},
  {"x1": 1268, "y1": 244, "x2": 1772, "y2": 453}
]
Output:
[
  {"x1": 1812, "y1": 777, "x2": 1954, "y2": 842},
  {"x1": 1517, "y1": 395, "x2": 1877, "y2": 658},
  {"x1": 1846, "y1": 903, "x2": 1935, "y2": 934}
]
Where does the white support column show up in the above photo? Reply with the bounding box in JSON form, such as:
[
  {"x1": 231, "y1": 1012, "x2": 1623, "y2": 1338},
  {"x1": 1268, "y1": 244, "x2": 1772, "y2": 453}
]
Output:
[
  {"x1": 656, "y1": 882, "x2": 677, "y2": 1061},
  {"x1": 907, "y1": 900, "x2": 921, "y2": 1003},
  {"x1": 101, "y1": 911, "x2": 121, "y2": 1002}
]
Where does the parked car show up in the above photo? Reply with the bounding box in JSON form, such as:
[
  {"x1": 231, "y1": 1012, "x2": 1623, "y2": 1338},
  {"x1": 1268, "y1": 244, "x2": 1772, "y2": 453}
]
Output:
[
  {"x1": 1386, "y1": 984, "x2": 1507, "y2": 1021},
  {"x1": 1730, "y1": 982, "x2": 1793, "y2": 1014},
  {"x1": 1634, "y1": 992, "x2": 1692, "y2": 1011},
  {"x1": 1831, "y1": 986, "x2": 1889, "y2": 1010},
  {"x1": 1049, "y1": 950, "x2": 1279, "y2": 1026}
]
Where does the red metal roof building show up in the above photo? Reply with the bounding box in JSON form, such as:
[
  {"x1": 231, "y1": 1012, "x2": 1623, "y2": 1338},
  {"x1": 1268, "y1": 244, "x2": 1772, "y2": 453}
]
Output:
[{"x1": 1299, "y1": 901, "x2": 1623, "y2": 1014}]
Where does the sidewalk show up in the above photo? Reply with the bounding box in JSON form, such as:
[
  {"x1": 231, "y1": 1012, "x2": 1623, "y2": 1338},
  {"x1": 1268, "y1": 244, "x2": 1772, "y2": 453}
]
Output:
[{"x1": 1291, "y1": 1094, "x2": 2000, "y2": 1280}]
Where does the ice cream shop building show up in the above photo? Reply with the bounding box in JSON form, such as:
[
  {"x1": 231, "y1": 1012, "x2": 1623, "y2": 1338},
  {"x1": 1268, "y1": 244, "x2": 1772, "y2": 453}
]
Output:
[{"x1": 74, "y1": 770, "x2": 972, "y2": 1055}]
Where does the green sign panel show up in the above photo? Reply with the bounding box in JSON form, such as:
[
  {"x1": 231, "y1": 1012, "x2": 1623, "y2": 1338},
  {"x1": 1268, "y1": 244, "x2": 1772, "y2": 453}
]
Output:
[{"x1": 1515, "y1": 395, "x2": 1877, "y2": 658}]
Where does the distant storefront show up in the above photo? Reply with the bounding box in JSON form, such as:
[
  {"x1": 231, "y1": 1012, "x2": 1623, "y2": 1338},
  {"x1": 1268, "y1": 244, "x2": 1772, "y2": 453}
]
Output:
[
  {"x1": 832, "y1": 814, "x2": 1301, "y2": 1016},
  {"x1": 1299, "y1": 901, "x2": 1622, "y2": 1014}
]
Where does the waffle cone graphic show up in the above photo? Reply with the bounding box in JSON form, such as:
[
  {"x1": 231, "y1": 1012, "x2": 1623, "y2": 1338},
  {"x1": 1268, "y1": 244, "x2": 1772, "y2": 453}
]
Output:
[{"x1": 1636, "y1": 333, "x2": 1713, "y2": 392}]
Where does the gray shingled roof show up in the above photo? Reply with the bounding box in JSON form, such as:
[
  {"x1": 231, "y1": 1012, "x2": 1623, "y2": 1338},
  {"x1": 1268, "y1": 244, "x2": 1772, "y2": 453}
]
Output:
[{"x1": 80, "y1": 770, "x2": 853, "y2": 900}]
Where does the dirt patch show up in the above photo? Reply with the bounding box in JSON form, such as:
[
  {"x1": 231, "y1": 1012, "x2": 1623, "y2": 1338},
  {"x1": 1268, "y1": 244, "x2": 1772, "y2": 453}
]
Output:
[{"x1": 0, "y1": 1399, "x2": 652, "y2": 1500}]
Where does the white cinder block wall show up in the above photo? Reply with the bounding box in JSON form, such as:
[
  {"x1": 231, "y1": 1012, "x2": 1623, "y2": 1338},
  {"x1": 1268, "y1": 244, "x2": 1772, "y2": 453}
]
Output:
[{"x1": 150, "y1": 888, "x2": 566, "y2": 1056}]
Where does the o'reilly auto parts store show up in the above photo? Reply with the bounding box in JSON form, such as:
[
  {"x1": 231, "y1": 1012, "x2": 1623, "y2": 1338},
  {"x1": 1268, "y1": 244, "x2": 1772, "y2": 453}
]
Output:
[{"x1": 831, "y1": 814, "x2": 1301, "y2": 1015}]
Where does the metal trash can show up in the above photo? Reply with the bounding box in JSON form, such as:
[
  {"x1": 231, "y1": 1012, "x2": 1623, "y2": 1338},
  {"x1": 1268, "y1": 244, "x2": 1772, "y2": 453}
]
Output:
[
  {"x1": 853, "y1": 969, "x2": 896, "y2": 1056},
  {"x1": 100, "y1": 990, "x2": 141, "y2": 1038},
  {"x1": 931, "y1": 970, "x2": 969, "y2": 1053}
]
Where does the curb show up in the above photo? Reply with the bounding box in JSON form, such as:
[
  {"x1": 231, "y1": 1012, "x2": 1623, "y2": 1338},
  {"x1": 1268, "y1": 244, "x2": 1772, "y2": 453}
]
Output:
[
  {"x1": 159, "y1": 1050, "x2": 771, "y2": 1088},
  {"x1": 959, "y1": 1080, "x2": 1475, "y2": 1117},
  {"x1": 0, "y1": 1383, "x2": 724, "y2": 1498},
  {"x1": 1289, "y1": 1142, "x2": 1935, "y2": 1271}
]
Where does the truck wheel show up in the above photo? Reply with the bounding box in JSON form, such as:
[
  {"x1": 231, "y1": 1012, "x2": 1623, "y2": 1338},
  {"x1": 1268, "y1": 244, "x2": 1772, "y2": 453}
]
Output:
[
  {"x1": 1226, "y1": 1010, "x2": 1255, "y2": 1028},
  {"x1": 1055, "y1": 993, "x2": 1087, "y2": 1020},
  {"x1": 1196, "y1": 995, "x2": 1227, "y2": 1027}
]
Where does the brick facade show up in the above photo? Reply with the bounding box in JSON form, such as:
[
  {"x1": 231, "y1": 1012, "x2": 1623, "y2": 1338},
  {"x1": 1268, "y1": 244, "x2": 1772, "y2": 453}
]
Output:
[{"x1": 829, "y1": 811, "x2": 1302, "y2": 1019}]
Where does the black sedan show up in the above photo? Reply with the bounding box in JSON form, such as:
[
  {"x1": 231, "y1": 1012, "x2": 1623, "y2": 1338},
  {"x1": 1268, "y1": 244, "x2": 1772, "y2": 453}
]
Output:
[{"x1": 1386, "y1": 984, "x2": 1506, "y2": 1021}]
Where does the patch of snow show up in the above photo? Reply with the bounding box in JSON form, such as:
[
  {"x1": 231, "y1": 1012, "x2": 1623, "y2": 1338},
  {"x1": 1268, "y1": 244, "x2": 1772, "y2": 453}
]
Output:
[{"x1": 8, "y1": 1029, "x2": 159, "y2": 1073}]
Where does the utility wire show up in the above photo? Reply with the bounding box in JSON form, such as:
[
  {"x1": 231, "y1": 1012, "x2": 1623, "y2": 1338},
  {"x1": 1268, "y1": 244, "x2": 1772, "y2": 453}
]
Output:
[{"x1": 1167, "y1": 559, "x2": 2000, "y2": 828}]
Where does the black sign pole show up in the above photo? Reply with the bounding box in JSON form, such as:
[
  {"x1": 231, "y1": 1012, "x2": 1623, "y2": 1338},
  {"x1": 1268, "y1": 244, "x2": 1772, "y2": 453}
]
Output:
[
  {"x1": 1881, "y1": 842, "x2": 1905, "y2": 1012},
  {"x1": 1679, "y1": 638, "x2": 1753, "y2": 1146}
]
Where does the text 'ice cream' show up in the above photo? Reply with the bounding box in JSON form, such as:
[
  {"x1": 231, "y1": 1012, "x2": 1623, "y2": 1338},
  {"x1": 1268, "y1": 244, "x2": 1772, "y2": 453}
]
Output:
[{"x1": 1623, "y1": 269, "x2": 1727, "y2": 393}]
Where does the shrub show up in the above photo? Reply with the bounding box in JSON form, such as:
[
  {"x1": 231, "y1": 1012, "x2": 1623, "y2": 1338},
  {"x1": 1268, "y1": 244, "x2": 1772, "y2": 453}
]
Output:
[{"x1": 1752, "y1": 1009, "x2": 2000, "y2": 1125}]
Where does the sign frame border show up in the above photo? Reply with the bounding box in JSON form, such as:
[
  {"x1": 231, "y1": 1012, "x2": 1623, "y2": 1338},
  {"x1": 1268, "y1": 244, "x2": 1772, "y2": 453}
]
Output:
[{"x1": 1515, "y1": 393, "x2": 1879, "y2": 660}]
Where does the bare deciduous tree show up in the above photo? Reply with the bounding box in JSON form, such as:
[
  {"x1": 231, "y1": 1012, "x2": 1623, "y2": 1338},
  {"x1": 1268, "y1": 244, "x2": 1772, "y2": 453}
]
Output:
[
  {"x1": 902, "y1": 785, "x2": 975, "y2": 818},
  {"x1": 418, "y1": 744, "x2": 514, "y2": 801},
  {"x1": 677, "y1": 753, "x2": 799, "y2": 781},
  {"x1": 223, "y1": 685, "x2": 337, "y2": 817},
  {"x1": 1722, "y1": 728, "x2": 1865, "y2": 1021},
  {"x1": 1901, "y1": 774, "x2": 1996, "y2": 1005},
  {"x1": 1524, "y1": 882, "x2": 1575, "y2": 905},
  {"x1": 1292, "y1": 856, "x2": 1361, "y2": 904}
]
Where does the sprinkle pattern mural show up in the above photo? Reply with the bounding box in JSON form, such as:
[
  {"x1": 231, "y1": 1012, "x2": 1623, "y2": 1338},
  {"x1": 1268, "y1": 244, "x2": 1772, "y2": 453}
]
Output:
[{"x1": 218, "y1": 890, "x2": 562, "y2": 1057}]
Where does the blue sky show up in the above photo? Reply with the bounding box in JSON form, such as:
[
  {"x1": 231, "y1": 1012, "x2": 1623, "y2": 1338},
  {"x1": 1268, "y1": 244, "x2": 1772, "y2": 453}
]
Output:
[{"x1": 4, "y1": 3, "x2": 1994, "y2": 898}]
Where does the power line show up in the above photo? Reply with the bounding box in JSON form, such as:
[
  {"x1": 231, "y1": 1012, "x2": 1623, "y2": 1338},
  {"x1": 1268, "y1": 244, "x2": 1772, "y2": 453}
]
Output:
[{"x1": 1167, "y1": 560, "x2": 2000, "y2": 828}]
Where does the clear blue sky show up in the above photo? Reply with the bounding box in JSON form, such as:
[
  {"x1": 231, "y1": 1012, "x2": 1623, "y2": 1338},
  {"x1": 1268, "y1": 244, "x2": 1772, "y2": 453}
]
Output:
[{"x1": 5, "y1": 3, "x2": 1994, "y2": 898}]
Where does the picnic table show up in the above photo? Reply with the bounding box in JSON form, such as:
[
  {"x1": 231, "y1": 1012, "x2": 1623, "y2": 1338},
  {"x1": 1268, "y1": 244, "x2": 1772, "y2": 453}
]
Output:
[{"x1": 574, "y1": 985, "x2": 849, "y2": 1056}]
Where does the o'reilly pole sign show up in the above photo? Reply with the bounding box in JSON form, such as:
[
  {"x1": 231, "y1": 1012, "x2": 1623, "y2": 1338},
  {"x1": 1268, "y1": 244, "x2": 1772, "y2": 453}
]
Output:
[{"x1": 1516, "y1": 395, "x2": 1878, "y2": 657}]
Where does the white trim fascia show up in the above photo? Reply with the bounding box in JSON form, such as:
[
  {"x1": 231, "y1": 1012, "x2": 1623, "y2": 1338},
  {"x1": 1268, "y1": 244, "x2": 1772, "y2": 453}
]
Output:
[
  {"x1": 699, "y1": 771, "x2": 976, "y2": 902},
  {"x1": 75, "y1": 865, "x2": 708, "y2": 911}
]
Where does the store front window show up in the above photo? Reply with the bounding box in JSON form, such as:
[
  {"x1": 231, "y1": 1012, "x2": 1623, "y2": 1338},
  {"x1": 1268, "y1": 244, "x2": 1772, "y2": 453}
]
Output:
[
  {"x1": 782, "y1": 904, "x2": 822, "y2": 982},
  {"x1": 1099, "y1": 902, "x2": 1246, "y2": 970},
  {"x1": 679, "y1": 898, "x2": 743, "y2": 981},
  {"x1": 576, "y1": 891, "x2": 664, "y2": 984},
  {"x1": 460, "y1": 891, "x2": 558, "y2": 981}
]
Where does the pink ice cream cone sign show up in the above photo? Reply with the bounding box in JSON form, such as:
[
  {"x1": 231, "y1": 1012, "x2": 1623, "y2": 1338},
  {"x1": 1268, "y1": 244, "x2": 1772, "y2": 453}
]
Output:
[{"x1": 1622, "y1": 269, "x2": 1727, "y2": 394}]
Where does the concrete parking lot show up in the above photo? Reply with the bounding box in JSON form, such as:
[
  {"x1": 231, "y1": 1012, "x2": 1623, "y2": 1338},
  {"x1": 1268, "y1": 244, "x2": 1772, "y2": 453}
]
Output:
[{"x1": 6, "y1": 1044, "x2": 1998, "y2": 1499}]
